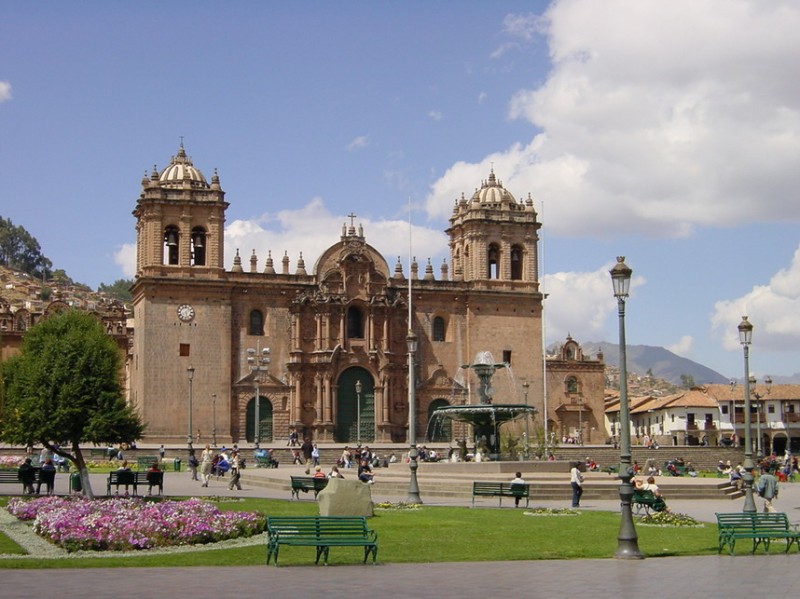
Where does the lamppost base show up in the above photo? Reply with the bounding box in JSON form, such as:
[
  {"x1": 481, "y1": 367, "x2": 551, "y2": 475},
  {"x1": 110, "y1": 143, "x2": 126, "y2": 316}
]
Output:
[{"x1": 614, "y1": 542, "x2": 645, "y2": 560}]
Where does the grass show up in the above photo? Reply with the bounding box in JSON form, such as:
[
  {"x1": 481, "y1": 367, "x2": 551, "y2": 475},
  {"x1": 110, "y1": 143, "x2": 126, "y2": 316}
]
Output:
[{"x1": 0, "y1": 497, "x2": 786, "y2": 568}]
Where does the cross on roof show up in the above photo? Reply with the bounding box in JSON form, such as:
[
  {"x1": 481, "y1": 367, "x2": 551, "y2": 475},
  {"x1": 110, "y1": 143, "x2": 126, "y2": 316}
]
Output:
[{"x1": 347, "y1": 212, "x2": 357, "y2": 227}]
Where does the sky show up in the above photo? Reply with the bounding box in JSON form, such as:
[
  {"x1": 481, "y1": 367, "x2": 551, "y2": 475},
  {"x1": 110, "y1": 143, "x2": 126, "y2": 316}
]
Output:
[{"x1": 2, "y1": 0, "x2": 800, "y2": 381}]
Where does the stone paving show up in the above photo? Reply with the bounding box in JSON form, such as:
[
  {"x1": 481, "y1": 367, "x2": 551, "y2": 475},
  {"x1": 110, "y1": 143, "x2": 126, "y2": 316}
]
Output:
[{"x1": 2, "y1": 463, "x2": 800, "y2": 597}]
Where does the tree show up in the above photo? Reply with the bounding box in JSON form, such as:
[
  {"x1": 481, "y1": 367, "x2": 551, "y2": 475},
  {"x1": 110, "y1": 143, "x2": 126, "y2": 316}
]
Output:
[
  {"x1": 0, "y1": 216, "x2": 53, "y2": 279},
  {"x1": 0, "y1": 309, "x2": 144, "y2": 498},
  {"x1": 97, "y1": 278, "x2": 134, "y2": 302},
  {"x1": 680, "y1": 374, "x2": 695, "y2": 389}
]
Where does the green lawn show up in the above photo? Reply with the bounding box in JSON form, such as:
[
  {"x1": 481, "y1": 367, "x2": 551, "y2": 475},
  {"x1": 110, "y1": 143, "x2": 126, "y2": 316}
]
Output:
[{"x1": 0, "y1": 497, "x2": 771, "y2": 568}]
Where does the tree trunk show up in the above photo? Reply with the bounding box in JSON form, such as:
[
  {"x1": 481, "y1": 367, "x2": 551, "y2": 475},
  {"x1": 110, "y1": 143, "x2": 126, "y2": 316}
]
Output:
[{"x1": 71, "y1": 441, "x2": 95, "y2": 499}]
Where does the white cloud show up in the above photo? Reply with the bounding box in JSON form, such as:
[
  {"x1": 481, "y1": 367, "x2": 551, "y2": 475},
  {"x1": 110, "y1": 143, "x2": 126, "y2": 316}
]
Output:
[
  {"x1": 542, "y1": 261, "x2": 645, "y2": 344},
  {"x1": 502, "y1": 12, "x2": 540, "y2": 42},
  {"x1": 225, "y1": 197, "x2": 447, "y2": 276},
  {"x1": 346, "y1": 135, "x2": 369, "y2": 151},
  {"x1": 428, "y1": 110, "x2": 442, "y2": 121},
  {"x1": 477, "y1": 92, "x2": 487, "y2": 104},
  {"x1": 427, "y1": 0, "x2": 800, "y2": 239},
  {"x1": 0, "y1": 81, "x2": 10, "y2": 102},
  {"x1": 114, "y1": 243, "x2": 136, "y2": 278},
  {"x1": 711, "y1": 245, "x2": 800, "y2": 353},
  {"x1": 666, "y1": 335, "x2": 694, "y2": 358}
]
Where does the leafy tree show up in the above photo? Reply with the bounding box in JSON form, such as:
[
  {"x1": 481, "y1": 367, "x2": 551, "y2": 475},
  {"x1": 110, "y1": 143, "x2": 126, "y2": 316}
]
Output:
[
  {"x1": 0, "y1": 216, "x2": 52, "y2": 279},
  {"x1": 0, "y1": 309, "x2": 144, "y2": 498},
  {"x1": 97, "y1": 278, "x2": 134, "y2": 302},
  {"x1": 680, "y1": 374, "x2": 695, "y2": 389}
]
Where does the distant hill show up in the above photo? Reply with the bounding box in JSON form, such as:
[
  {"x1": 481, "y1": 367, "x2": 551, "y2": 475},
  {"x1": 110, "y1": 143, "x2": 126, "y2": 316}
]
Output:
[{"x1": 579, "y1": 342, "x2": 730, "y2": 386}]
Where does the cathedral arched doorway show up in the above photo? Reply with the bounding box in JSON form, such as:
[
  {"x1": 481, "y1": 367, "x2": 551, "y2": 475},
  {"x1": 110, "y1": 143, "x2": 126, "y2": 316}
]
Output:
[
  {"x1": 246, "y1": 396, "x2": 273, "y2": 443},
  {"x1": 335, "y1": 367, "x2": 374, "y2": 443},
  {"x1": 427, "y1": 398, "x2": 452, "y2": 442}
]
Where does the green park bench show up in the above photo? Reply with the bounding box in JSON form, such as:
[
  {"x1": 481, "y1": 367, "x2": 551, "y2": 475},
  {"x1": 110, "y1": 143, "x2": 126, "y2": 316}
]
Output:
[
  {"x1": 716, "y1": 512, "x2": 800, "y2": 555},
  {"x1": 107, "y1": 470, "x2": 163, "y2": 496},
  {"x1": 266, "y1": 515, "x2": 378, "y2": 566},
  {"x1": 290, "y1": 475, "x2": 328, "y2": 499},
  {"x1": 631, "y1": 489, "x2": 667, "y2": 515},
  {"x1": 471, "y1": 481, "x2": 530, "y2": 508}
]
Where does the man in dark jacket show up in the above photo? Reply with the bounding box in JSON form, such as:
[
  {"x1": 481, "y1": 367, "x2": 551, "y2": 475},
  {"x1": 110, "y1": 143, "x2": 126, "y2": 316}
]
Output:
[
  {"x1": 18, "y1": 458, "x2": 36, "y2": 494},
  {"x1": 301, "y1": 438, "x2": 314, "y2": 474}
]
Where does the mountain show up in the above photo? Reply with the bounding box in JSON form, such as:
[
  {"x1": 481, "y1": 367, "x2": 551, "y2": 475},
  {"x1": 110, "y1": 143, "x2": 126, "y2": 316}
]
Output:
[{"x1": 579, "y1": 342, "x2": 730, "y2": 386}]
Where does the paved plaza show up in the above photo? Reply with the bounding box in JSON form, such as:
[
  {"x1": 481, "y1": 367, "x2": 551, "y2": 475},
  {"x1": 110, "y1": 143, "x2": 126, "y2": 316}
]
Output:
[{"x1": 2, "y1": 462, "x2": 800, "y2": 597}]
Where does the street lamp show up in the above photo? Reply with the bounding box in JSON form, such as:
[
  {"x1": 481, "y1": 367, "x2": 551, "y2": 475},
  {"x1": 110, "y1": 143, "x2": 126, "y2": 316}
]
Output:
[
  {"x1": 407, "y1": 329, "x2": 422, "y2": 504},
  {"x1": 355, "y1": 379, "x2": 363, "y2": 445},
  {"x1": 522, "y1": 381, "x2": 530, "y2": 459},
  {"x1": 211, "y1": 393, "x2": 217, "y2": 447},
  {"x1": 247, "y1": 344, "x2": 271, "y2": 449},
  {"x1": 749, "y1": 375, "x2": 772, "y2": 460},
  {"x1": 738, "y1": 316, "x2": 757, "y2": 513},
  {"x1": 610, "y1": 256, "x2": 643, "y2": 560},
  {"x1": 187, "y1": 366, "x2": 195, "y2": 448}
]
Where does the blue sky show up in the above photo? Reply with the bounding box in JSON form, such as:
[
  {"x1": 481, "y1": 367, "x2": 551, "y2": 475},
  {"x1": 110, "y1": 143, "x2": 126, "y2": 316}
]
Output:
[{"x1": 2, "y1": 1, "x2": 800, "y2": 381}]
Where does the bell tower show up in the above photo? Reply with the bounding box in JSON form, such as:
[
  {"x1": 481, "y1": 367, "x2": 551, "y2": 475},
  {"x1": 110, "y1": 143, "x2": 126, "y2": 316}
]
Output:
[
  {"x1": 446, "y1": 169, "x2": 540, "y2": 285},
  {"x1": 132, "y1": 143, "x2": 228, "y2": 278}
]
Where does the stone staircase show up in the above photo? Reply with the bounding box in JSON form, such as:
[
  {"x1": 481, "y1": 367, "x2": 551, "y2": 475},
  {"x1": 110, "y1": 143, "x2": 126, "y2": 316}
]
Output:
[{"x1": 240, "y1": 460, "x2": 744, "y2": 502}]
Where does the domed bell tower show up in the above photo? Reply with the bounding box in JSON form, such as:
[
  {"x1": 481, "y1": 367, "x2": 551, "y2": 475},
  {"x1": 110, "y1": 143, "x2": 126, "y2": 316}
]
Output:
[
  {"x1": 446, "y1": 169, "x2": 540, "y2": 286},
  {"x1": 133, "y1": 143, "x2": 229, "y2": 278}
]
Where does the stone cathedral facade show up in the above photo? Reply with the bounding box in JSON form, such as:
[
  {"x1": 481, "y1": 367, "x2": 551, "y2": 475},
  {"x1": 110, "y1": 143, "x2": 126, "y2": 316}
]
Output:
[{"x1": 129, "y1": 145, "x2": 601, "y2": 446}]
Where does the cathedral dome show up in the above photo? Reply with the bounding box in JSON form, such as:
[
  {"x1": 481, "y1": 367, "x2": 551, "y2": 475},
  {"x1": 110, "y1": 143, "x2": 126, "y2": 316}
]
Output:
[
  {"x1": 470, "y1": 170, "x2": 517, "y2": 205},
  {"x1": 158, "y1": 144, "x2": 209, "y2": 189}
]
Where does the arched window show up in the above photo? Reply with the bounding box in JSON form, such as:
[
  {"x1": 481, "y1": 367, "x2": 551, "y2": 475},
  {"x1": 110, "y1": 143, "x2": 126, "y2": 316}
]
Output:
[
  {"x1": 163, "y1": 225, "x2": 180, "y2": 265},
  {"x1": 347, "y1": 306, "x2": 363, "y2": 339},
  {"x1": 487, "y1": 243, "x2": 500, "y2": 279},
  {"x1": 191, "y1": 226, "x2": 206, "y2": 266},
  {"x1": 510, "y1": 245, "x2": 523, "y2": 280},
  {"x1": 566, "y1": 376, "x2": 579, "y2": 394},
  {"x1": 432, "y1": 316, "x2": 446, "y2": 342},
  {"x1": 249, "y1": 309, "x2": 264, "y2": 336}
]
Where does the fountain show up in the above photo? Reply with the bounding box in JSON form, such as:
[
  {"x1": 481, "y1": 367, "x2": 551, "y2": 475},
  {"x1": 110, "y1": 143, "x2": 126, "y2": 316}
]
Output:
[{"x1": 429, "y1": 352, "x2": 536, "y2": 460}]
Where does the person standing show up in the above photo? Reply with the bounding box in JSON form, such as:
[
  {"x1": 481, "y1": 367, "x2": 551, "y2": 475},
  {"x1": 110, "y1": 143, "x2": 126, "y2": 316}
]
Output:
[
  {"x1": 228, "y1": 450, "x2": 242, "y2": 490},
  {"x1": 570, "y1": 461, "x2": 584, "y2": 508},
  {"x1": 200, "y1": 444, "x2": 213, "y2": 487},
  {"x1": 756, "y1": 467, "x2": 779, "y2": 513},
  {"x1": 187, "y1": 449, "x2": 199, "y2": 481},
  {"x1": 301, "y1": 437, "x2": 314, "y2": 474},
  {"x1": 311, "y1": 443, "x2": 320, "y2": 467}
]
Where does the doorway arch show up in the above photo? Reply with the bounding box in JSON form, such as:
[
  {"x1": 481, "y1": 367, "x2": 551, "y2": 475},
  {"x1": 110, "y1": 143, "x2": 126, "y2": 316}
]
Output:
[
  {"x1": 335, "y1": 367, "x2": 374, "y2": 443},
  {"x1": 427, "y1": 398, "x2": 452, "y2": 442},
  {"x1": 246, "y1": 396, "x2": 273, "y2": 443}
]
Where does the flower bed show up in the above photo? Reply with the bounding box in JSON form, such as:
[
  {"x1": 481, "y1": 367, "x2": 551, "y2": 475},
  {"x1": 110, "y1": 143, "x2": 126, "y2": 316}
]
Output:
[
  {"x1": 637, "y1": 511, "x2": 703, "y2": 528},
  {"x1": 523, "y1": 507, "x2": 580, "y2": 516},
  {"x1": 0, "y1": 456, "x2": 24, "y2": 469},
  {"x1": 7, "y1": 496, "x2": 265, "y2": 552}
]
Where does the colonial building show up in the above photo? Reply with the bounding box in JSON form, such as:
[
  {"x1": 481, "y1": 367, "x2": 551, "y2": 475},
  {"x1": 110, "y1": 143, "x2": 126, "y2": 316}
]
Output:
[
  {"x1": 545, "y1": 336, "x2": 606, "y2": 444},
  {"x1": 129, "y1": 145, "x2": 548, "y2": 446}
]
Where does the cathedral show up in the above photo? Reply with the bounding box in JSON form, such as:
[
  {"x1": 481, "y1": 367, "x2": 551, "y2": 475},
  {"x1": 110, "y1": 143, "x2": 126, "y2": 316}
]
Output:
[{"x1": 129, "y1": 145, "x2": 603, "y2": 447}]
